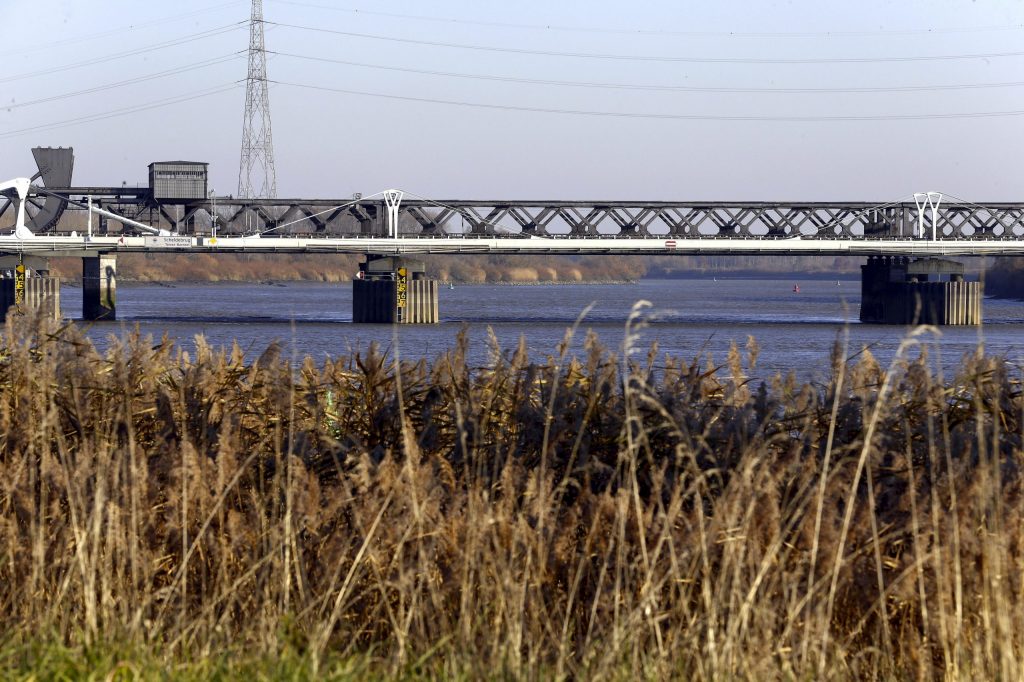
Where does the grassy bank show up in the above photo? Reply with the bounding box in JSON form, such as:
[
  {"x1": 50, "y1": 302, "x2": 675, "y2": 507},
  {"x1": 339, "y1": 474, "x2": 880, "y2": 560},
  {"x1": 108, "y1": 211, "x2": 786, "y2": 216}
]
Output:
[
  {"x1": 0, "y1": 310, "x2": 1021, "y2": 679},
  {"x1": 46, "y1": 253, "x2": 647, "y2": 285},
  {"x1": 45, "y1": 253, "x2": 862, "y2": 285}
]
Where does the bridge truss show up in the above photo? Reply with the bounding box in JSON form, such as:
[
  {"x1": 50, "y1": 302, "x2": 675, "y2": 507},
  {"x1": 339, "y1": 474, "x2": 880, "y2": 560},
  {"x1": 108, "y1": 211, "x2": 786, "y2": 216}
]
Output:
[{"x1": 18, "y1": 190, "x2": 1024, "y2": 242}]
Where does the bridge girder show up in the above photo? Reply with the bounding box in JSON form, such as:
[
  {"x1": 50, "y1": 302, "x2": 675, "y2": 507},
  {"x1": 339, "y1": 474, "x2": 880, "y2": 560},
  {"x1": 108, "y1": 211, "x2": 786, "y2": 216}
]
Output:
[{"x1": 20, "y1": 187, "x2": 1024, "y2": 242}]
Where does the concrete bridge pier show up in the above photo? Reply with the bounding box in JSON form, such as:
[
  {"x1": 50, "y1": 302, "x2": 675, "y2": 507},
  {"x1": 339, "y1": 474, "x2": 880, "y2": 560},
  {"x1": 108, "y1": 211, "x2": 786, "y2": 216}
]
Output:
[
  {"x1": 83, "y1": 254, "x2": 117, "y2": 320},
  {"x1": 860, "y1": 256, "x2": 981, "y2": 325},
  {"x1": 0, "y1": 255, "x2": 60, "y2": 320},
  {"x1": 352, "y1": 256, "x2": 439, "y2": 324}
]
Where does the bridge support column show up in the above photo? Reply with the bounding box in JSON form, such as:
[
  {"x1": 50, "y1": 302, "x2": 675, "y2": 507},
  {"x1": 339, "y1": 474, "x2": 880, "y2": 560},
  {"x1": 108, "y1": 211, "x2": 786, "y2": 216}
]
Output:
[
  {"x1": 352, "y1": 256, "x2": 438, "y2": 324},
  {"x1": 83, "y1": 254, "x2": 117, "y2": 321},
  {"x1": 0, "y1": 256, "x2": 60, "y2": 320},
  {"x1": 859, "y1": 256, "x2": 981, "y2": 325}
]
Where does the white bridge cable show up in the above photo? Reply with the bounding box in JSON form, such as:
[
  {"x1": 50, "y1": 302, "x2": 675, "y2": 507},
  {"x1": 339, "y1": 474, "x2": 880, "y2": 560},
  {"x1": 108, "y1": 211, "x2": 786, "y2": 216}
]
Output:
[
  {"x1": 35, "y1": 189, "x2": 167, "y2": 236},
  {"x1": 941, "y1": 192, "x2": 1017, "y2": 212},
  {"x1": 266, "y1": 2, "x2": 1024, "y2": 39},
  {"x1": 266, "y1": 21, "x2": 1024, "y2": 64},
  {"x1": 395, "y1": 191, "x2": 536, "y2": 237},
  {"x1": 0, "y1": 83, "x2": 245, "y2": 140},
  {"x1": 938, "y1": 192, "x2": 1023, "y2": 231},
  {"x1": 269, "y1": 51, "x2": 1024, "y2": 95},
  {"x1": 254, "y1": 191, "x2": 388, "y2": 236},
  {"x1": 272, "y1": 80, "x2": 1024, "y2": 122},
  {"x1": 808, "y1": 195, "x2": 918, "y2": 237},
  {"x1": 257, "y1": 189, "x2": 532, "y2": 237}
]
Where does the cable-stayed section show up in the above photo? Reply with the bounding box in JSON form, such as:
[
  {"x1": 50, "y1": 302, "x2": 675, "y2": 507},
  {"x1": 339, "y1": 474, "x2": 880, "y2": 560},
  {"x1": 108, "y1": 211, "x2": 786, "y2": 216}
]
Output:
[{"x1": 238, "y1": 0, "x2": 277, "y2": 200}]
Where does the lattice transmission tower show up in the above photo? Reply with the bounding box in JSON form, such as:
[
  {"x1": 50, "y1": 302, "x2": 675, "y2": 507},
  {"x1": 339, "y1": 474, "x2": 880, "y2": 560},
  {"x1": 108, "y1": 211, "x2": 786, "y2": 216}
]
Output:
[{"x1": 237, "y1": 0, "x2": 277, "y2": 199}]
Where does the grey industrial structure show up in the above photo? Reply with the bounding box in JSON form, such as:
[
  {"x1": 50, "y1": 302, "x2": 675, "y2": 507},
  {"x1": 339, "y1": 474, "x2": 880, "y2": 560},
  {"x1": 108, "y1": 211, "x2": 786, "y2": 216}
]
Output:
[{"x1": 148, "y1": 162, "x2": 209, "y2": 201}]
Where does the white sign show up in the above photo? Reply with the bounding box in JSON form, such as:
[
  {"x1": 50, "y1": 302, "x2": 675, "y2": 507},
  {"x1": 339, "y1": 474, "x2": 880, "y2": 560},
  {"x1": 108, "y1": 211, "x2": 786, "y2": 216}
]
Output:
[{"x1": 144, "y1": 236, "x2": 193, "y2": 249}]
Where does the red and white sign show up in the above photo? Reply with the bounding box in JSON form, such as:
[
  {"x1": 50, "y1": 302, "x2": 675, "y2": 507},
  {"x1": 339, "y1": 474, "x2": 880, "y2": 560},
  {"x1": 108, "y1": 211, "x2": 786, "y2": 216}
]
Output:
[{"x1": 665, "y1": 240, "x2": 677, "y2": 250}]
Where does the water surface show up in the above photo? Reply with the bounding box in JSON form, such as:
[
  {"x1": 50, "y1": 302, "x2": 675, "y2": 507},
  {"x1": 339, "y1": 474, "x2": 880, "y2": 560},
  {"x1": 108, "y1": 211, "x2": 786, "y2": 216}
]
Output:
[{"x1": 59, "y1": 278, "x2": 1024, "y2": 382}]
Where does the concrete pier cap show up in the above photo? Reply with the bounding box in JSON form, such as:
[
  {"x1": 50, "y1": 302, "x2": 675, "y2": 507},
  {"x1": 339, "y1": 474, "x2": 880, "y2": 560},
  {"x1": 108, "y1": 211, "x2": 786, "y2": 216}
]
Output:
[{"x1": 360, "y1": 255, "x2": 427, "y2": 279}]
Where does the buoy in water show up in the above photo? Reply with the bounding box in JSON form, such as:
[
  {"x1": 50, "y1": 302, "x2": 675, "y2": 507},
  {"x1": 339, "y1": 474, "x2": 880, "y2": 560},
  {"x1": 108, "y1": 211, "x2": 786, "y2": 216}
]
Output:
[{"x1": 793, "y1": 284, "x2": 800, "y2": 293}]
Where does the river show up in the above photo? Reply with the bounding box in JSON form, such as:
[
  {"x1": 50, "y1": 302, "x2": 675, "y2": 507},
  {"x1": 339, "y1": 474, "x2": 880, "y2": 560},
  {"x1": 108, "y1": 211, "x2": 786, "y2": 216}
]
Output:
[{"x1": 59, "y1": 277, "x2": 1024, "y2": 382}]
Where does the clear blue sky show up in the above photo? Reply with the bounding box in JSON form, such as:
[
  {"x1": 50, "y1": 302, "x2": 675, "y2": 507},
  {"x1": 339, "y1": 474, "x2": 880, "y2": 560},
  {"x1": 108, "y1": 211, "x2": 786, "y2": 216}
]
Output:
[{"x1": 1, "y1": 0, "x2": 1022, "y2": 201}]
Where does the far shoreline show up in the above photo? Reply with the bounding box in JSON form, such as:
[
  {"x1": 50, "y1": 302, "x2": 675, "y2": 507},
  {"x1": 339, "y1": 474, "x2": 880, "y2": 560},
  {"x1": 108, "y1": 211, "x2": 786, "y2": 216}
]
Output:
[{"x1": 60, "y1": 272, "x2": 864, "y2": 287}]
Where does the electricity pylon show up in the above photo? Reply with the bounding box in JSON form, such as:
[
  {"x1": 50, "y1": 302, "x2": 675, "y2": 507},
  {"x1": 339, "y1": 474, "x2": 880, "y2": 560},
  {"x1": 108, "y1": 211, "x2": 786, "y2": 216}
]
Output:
[{"x1": 237, "y1": 0, "x2": 277, "y2": 199}]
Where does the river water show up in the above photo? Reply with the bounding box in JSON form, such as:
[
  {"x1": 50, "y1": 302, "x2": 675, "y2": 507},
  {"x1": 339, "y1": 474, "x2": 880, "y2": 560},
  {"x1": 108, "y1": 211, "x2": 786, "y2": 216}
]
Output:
[{"x1": 60, "y1": 277, "x2": 1024, "y2": 382}]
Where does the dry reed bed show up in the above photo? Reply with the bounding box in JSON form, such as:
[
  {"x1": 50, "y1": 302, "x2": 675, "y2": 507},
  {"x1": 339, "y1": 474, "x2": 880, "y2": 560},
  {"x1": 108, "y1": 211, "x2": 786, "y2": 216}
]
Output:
[{"x1": 0, "y1": 309, "x2": 1021, "y2": 679}]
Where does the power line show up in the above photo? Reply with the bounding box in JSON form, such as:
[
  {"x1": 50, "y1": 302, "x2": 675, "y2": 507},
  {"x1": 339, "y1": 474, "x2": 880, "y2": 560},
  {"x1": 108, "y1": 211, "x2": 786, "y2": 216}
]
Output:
[
  {"x1": 0, "y1": 83, "x2": 244, "y2": 140},
  {"x1": 3, "y1": 53, "x2": 245, "y2": 111},
  {"x1": 271, "y1": 79, "x2": 1024, "y2": 121},
  {"x1": 0, "y1": 1, "x2": 248, "y2": 57},
  {"x1": 266, "y1": 1, "x2": 1024, "y2": 39},
  {"x1": 271, "y1": 50, "x2": 1024, "y2": 94},
  {"x1": 0, "y1": 22, "x2": 247, "y2": 85},
  {"x1": 266, "y1": 21, "x2": 1024, "y2": 64}
]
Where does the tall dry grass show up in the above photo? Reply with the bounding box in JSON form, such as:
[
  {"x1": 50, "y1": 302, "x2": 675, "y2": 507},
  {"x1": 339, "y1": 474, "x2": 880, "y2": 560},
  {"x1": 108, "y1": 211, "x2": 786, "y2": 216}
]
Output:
[
  {"x1": 45, "y1": 253, "x2": 648, "y2": 285},
  {"x1": 0, "y1": 308, "x2": 1021, "y2": 678}
]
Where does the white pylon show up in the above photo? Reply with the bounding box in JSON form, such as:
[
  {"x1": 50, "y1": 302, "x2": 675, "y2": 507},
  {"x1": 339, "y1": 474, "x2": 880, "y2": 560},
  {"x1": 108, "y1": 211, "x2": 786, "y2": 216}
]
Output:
[
  {"x1": 913, "y1": 192, "x2": 943, "y2": 241},
  {"x1": 383, "y1": 189, "x2": 403, "y2": 238}
]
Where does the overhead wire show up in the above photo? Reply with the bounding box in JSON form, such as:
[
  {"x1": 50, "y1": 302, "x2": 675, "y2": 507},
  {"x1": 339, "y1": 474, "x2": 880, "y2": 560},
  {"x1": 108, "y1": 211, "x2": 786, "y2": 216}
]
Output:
[
  {"x1": 0, "y1": 22, "x2": 247, "y2": 85},
  {"x1": 270, "y1": 50, "x2": 1024, "y2": 94},
  {"x1": 0, "y1": 1, "x2": 248, "y2": 57},
  {"x1": 266, "y1": 21, "x2": 1024, "y2": 64},
  {"x1": 8, "y1": 6, "x2": 1022, "y2": 143},
  {"x1": 270, "y1": 80, "x2": 1024, "y2": 121},
  {"x1": 0, "y1": 83, "x2": 244, "y2": 140},
  {"x1": 266, "y1": 1, "x2": 1024, "y2": 39},
  {"x1": 4, "y1": 52, "x2": 245, "y2": 111}
]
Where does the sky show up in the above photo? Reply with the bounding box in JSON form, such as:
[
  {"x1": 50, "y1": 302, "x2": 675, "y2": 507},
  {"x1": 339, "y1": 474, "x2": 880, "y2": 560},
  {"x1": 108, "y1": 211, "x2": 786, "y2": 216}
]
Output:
[{"x1": 0, "y1": 0, "x2": 1022, "y2": 202}]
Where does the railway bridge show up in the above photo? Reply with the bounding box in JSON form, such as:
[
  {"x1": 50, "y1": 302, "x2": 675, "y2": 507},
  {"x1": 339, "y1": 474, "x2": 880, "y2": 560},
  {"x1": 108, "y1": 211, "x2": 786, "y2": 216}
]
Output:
[{"x1": 1, "y1": 148, "x2": 1021, "y2": 325}]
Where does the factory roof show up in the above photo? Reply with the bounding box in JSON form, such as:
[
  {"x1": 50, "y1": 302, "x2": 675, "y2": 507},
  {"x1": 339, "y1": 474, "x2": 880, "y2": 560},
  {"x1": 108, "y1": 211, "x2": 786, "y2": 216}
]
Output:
[{"x1": 148, "y1": 161, "x2": 209, "y2": 167}]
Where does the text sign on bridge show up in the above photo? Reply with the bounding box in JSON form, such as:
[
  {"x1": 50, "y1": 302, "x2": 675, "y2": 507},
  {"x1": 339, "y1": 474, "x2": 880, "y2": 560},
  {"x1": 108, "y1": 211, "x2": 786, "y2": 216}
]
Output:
[{"x1": 144, "y1": 236, "x2": 194, "y2": 249}]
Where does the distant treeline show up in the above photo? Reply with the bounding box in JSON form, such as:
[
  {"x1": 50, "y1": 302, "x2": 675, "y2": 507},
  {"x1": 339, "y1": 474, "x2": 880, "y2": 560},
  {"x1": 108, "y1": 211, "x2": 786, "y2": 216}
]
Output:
[
  {"x1": 46, "y1": 253, "x2": 861, "y2": 284},
  {"x1": 986, "y1": 257, "x2": 1024, "y2": 299}
]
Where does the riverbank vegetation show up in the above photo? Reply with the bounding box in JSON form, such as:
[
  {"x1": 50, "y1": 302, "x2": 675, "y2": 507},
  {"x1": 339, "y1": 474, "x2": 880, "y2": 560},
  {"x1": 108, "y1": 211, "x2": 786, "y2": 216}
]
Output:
[
  {"x1": 0, "y1": 310, "x2": 1021, "y2": 679},
  {"x1": 47, "y1": 253, "x2": 647, "y2": 284},
  {"x1": 46, "y1": 253, "x2": 861, "y2": 285},
  {"x1": 988, "y1": 257, "x2": 1024, "y2": 299}
]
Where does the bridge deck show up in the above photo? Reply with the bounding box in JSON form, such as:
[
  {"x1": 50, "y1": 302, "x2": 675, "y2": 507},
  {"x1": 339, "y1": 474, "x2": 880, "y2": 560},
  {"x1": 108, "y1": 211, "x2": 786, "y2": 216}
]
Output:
[{"x1": 3, "y1": 234, "x2": 1024, "y2": 258}]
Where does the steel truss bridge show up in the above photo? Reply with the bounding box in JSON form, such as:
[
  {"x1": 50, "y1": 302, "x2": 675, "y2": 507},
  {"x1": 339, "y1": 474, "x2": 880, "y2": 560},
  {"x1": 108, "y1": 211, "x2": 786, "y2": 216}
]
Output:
[
  {"x1": 1, "y1": 146, "x2": 1021, "y2": 256},
  {"x1": 2, "y1": 199, "x2": 1024, "y2": 258},
  {"x1": 14, "y1": 189, "x2": 1024, "y2": 243}
]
